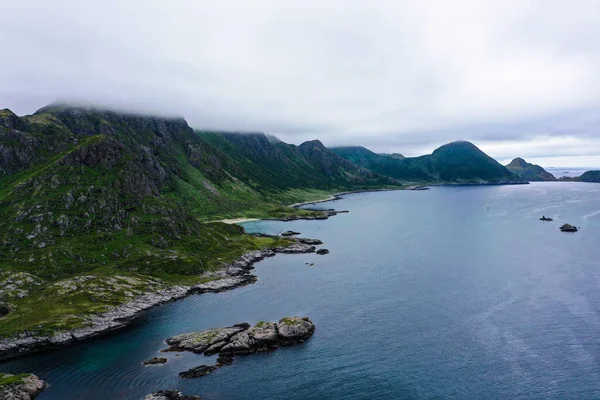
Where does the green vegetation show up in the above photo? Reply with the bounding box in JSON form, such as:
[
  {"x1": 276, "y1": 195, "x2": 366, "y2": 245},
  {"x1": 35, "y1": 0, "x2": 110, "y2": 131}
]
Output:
[
  {"x1": 505, "y1": 158, "x2": 556, "y2": 181},
  {"x1": 0, "y1": 104, "x2": 400, "y2": 339},
  {"x1": 0, "y1": 373, "x2": 30, "y2": 387},
  {"x1": 332, "y1": 141, "x2": 526, "y2": 184},
  {"x1": 578, "y1": 170, "x2": 600, "y2": 183}
]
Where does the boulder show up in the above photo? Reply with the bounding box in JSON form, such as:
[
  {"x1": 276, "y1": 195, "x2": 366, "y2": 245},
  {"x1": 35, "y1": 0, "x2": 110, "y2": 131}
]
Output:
[
  {"x1": 143, "y1": 357, "x2": 167, "y2": 365},
  {"x1": 277, "y1": 317, "x2": 315, "y2": 345},
  {"x1": 560, "y1": 223, "x2": 578, "y2": 232},
  {"x1": 144, "y1": 390, "x2": 201, "y2": 400},
  {"x1": 179, "y1": 365, "x2": 217, "y2": 379},
  {"x1": 539, "y1": 216, "x2": 553, "y2": 221},
  {"x1": 316, "y1": 248, "x2": 329, "y2": 255}
]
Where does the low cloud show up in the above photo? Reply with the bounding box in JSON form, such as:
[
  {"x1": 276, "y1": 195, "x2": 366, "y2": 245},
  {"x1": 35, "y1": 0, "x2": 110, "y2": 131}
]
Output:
[{"x1": 1, "y1": 0, "x2": 599, "y2": 167}]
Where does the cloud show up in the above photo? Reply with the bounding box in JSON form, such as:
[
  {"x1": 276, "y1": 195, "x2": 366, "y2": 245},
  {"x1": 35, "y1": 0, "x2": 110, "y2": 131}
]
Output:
[{"x1": 1, "y1": 0, "x2": 599, "y2": 167}]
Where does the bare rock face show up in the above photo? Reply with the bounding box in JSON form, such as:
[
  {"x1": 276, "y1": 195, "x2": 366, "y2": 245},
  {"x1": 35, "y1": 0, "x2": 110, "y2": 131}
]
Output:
[
  {"x1": 277, "y1": 317, "x2": 316, "y2": 345},
  {"x1": 0, "y1": 373, "x2": 46, "y2": 400},
  {"x1": 166, "y1": 323, "x2": 249, "y2": 354},
  {"x1": 144, "y1": 390, "x2": 201, "y2": 400}
]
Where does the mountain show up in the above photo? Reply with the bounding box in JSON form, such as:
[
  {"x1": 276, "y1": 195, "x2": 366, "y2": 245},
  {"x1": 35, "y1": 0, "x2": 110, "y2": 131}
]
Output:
[
  {"x1": 333, "y1": 141, "x2": 525, "y2": 184},
  {"x1": 505, "y1": 158, "x2": 556, "y2": 181},
  {"x1": 578, "y1": 170, "x2": 600, "y2": 182},
  {"x1": 0, "y1": 104, "x2": 399, "y2": 338}
]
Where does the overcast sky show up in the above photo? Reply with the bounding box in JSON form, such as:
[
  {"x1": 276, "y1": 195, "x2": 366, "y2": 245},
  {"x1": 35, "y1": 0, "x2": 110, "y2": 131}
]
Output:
[{"x1": 2, "y1": 0, "x2": 600, "y2": 167}]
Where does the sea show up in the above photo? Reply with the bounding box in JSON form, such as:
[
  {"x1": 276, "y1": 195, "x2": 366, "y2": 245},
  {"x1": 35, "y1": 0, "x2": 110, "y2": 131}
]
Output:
[{"x1": 2, "y1": 182, "x2": 600, "y2": 399}]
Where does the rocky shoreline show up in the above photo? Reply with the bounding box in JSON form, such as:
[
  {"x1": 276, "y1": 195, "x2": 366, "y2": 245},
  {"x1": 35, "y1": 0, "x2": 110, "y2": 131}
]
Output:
[{"x1": 0, "y1": 239, "x2": 318, "y2": 361}]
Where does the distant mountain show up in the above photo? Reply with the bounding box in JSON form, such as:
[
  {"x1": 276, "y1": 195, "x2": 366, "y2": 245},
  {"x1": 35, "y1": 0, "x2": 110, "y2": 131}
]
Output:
[
  {"x1": 333, "y1": 141, "x2": 525, "y2": 184},
  {"x1": 505, "y1": 157, "x2": 556, "y2": 181},
  {"x1": 578, "y1": 170, "x2": 600, "y2": 182}
]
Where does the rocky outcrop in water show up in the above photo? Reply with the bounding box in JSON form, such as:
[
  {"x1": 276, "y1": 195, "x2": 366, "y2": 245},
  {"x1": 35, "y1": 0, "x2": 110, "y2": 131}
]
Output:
[
  {"x1": 0, "y1": 373, "x2": 46, "y2": 400},
  {"x1": 144, "y1": 390, "x2": 201, "y2": 400},
  {"x1": 275, "y1": 243, "x2": 316, "y2": 254},
  {"x1": 179, "y1": 365, "x2": 217, "y2": 379},
  {"x1": 539, "y1": 216, "x2": 553, "y2": 221},
  {"x1": 168, "y1": 317, "x2": 315, "y2": 378},
  {"x1": 269, "y1": 209, "x2": 348, "y2": 221},
  {"x1": 297, "y1": 238, "x2": 323, "y2": 245},
  {"x1": 560, "y1": 223, "x2": 578, "y2": 232},
  {"x1": 316, "y1": 249, "x2": 329, "y2": 255},
  {"x1": 143, "y1": 357, "x2": 167, "y2": 365},
  {"x1": 281, "y1": 230, "x2": 301, "y2": 236}
]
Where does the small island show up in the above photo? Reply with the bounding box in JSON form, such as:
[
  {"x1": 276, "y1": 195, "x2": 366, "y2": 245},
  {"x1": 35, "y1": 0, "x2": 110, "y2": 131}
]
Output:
[
  {"x1": 164, "y1": 316, "x2": 315, "y2": 379},
  {"x1": 560, "y1": 223, "x2": 578, "y2": 232},
  {"x1": 539, "y1": 216, "x2": 553, "y2": 221}
]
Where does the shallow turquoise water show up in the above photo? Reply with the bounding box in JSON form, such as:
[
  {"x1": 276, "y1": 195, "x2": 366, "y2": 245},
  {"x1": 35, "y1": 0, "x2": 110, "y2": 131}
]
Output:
[{"x1": 2, "y1": 182, "x2": 600, "y2": 399}]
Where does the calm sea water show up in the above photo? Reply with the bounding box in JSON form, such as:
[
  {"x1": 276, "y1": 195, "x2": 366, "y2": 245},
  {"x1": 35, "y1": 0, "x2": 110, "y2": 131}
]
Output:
[
  {"x1": 2, "y1": 183, "x2": 600, "y2": 399},
  {"x1": 546, "y1": 167, "x2": 597, "y2": 179}
]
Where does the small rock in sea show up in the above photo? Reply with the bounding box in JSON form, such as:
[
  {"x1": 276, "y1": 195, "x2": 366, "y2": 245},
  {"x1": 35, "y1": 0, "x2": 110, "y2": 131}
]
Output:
[
  {"x1": 144, "y1": 390, "x2": 201, "y2": 400},
  {"x1": 309, "y1": 263, "x2": 314, "y2": 266},
  {"x1": 297, "y1": 238, "x2": 323, "y2": 245},
  {"x1": 216, "y1": 356, "x2": 234, "y2": 367},
  {"x1": 316, "y1": 248, "x2": 329, "y2": 255},
  {"x1": 539, "y1": 216, "x2": 553, "y2": 221},
  {"x1": 143, "y1": 357, "x2": 167, "y2": 365},
  {"x1": 179, "y1": 365, "x2": 217, "y2": 379},
  {"x1": 560, "y1": 223, "x2": 578, "y2": 232},
  {"x1": 281, "y1": 230, "x2": 301, "y2": 237}
]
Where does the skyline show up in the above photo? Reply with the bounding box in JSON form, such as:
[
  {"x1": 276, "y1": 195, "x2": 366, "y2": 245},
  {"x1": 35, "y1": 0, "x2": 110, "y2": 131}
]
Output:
[{"x1": 2, "y1": 0, "x2": 600, "y2": 168}]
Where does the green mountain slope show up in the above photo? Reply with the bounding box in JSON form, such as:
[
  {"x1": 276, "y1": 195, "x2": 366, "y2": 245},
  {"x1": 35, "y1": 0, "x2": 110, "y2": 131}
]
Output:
[
  {"x1": 505, "y1": 158, "x2": 556, "y2": 181},
  {"x1": 0, "y1": 104, "x2": 399, "y2": 337},
  {"x1": 333, "y1": 141, "x2": 525, "y2": 184},
  {"x1": 578, "y1": 170, "x2": 600, "y2": 182}
]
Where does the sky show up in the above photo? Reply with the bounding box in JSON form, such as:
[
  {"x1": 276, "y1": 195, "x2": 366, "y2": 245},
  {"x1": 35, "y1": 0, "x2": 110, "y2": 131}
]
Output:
[{"x1": 1, "y1": 0, "x2": 600, "y2": 168}]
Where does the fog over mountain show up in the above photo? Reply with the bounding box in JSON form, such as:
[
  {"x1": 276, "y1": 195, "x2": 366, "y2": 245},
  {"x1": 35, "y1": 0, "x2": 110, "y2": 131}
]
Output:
[{"x1": 1, "y1": 0, "x2": 600, "y2": 167}]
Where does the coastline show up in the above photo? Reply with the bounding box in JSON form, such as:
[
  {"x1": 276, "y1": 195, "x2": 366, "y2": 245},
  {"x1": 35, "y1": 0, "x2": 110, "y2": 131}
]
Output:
[
  {"x1": 220, "y1": 218, "x2": 260, "y2": 224},
  {"x1": 290, "y1": 187, "x2": 405, "y2": 209},
  {"x1": 0, "y1": 239, "x2": 319, "y2": 361}
]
